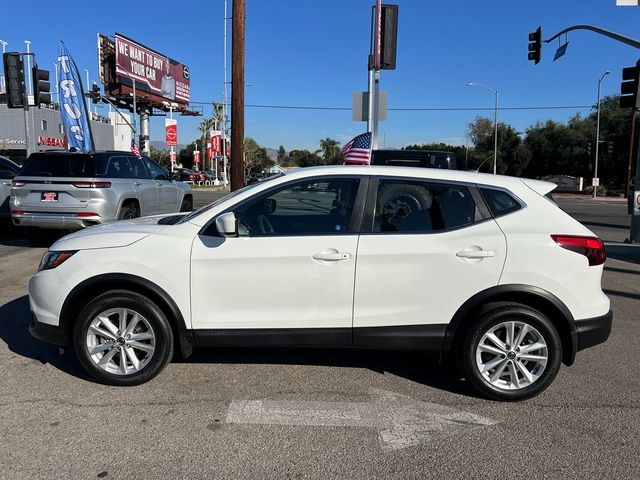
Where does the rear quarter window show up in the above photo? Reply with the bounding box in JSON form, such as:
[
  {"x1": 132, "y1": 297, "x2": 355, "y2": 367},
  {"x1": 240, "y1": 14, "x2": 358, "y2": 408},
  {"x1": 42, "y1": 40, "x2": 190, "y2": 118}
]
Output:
[{"x1": 479, "y1": 187, "x2": 522, "y2": 217}]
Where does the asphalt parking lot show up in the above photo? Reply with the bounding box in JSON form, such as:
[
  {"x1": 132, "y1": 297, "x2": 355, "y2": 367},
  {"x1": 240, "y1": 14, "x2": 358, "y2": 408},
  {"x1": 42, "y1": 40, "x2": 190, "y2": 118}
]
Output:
[{"x1": 1, "y1": 190, "x2": 639, "y2": 479}]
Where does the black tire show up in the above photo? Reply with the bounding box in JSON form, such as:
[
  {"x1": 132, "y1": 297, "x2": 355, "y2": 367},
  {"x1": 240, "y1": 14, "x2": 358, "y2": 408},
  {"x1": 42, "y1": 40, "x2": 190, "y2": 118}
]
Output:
[
  {"x1": 24, "y1": 227, "x2": 52, "y2": 247},
  {"x1": 179, "y1": 196, "x2": 193, "y2": 212},
  {"x1": 460, "y1": 302, "x2": 562, "y2": 401},
  {"x1": 118, "y1": 201, "x2": 140, "y2": 220},
  {"x1": 72, "y1": 290, "x2": 174, "y2": 386}
]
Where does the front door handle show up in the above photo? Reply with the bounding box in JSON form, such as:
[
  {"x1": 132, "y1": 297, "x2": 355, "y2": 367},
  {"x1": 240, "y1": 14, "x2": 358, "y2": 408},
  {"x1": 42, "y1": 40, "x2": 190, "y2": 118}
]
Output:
[
  {"x1": 133, "y1": 181, "x2": 142, "y2": 186},
  {"x1": 313, "y1": 251, "x2": 350, "y2": 262},
  {"x1": 456, "y1": 249, "x2": 496, "y2": 259}
]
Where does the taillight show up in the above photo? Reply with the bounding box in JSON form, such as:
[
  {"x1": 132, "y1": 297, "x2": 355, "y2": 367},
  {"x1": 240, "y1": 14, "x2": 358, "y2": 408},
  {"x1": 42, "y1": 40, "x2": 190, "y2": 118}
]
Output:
[
  {"x1": 551, "y1": 235, "x2": 606, "y2": 266},
  {"x1": 12, "y1": 210, "x2": 25, "y2": 215},
  {"x1": 74, "y1": 212, "x2": 99, "y2": 217},
  {"x1": 11, "y1": 180, "x2": 26, "y2": 187},
  {"x1": 72, "y1": 181, "x2": 112, "y2": 188}
]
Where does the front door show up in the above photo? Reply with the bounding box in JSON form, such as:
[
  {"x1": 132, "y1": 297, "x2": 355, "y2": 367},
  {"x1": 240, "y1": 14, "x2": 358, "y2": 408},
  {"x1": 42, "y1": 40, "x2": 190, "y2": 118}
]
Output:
[
  {"x1": 143, "y1": 158, "x2": 179, "y2": 214},
  {"x1": 190, "y1": 177, "x2": 365, "y2": 343},
  {"x1": 353, "y1": 178, "x2": 507, "y2": 345}
]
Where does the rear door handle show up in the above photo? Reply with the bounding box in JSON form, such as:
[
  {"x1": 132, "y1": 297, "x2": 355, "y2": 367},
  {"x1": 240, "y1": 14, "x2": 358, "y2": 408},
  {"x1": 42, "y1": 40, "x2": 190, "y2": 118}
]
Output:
[
  {"x1": 133, "y1": 181, "x2": 142, "y2": 186},
  {"x1": 313, "y1": 252, "x2": 350, "y2": 262},
  {"x1": 456, "y1": 249, "x2": 496, "y2": 259}
]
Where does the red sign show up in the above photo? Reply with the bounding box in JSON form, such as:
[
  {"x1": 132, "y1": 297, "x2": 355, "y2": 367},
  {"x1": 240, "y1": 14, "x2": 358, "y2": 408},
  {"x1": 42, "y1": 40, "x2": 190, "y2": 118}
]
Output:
[
  {"x1": 38, "y1": 136, "x2": 65, "y2": 147},
  {"x1": 193, "y1": 150, "x2": 200, "y2": 164},
  {"x1": 115, "y1": 33, "x2": 190, "y2": 104},
  {"x1": 208, "y1": 131, "x2": 222, "y2": 159},
  {"x1": 165, "y1": 119, "x2": 177, "y2": 146}
]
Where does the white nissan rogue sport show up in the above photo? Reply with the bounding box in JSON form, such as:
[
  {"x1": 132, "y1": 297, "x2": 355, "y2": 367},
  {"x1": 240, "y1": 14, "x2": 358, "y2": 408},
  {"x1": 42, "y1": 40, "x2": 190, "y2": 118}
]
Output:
[{"x1": 28, "y1": 166, "x2": 612, "y2": 401}]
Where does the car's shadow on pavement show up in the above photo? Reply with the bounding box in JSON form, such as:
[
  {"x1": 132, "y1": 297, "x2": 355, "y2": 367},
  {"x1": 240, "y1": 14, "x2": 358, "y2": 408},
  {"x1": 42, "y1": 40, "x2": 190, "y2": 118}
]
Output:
[
  {"x1": 0, "y1": 295, "x2": 91, "y2": 380},
  {"x1": 182, "y1": 347, "x2": 481, "y2": 399},
  {"x1": 1, "y1": 295, "x2": 480, "y2": 398}
]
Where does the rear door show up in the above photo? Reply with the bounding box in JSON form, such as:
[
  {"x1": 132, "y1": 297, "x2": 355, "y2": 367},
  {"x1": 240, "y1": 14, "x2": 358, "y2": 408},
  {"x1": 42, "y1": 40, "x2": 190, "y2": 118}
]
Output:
[
  {"x1": 127, "y1": 156, "x2": 158, "y2": 216},
  {"x1": 353, "y1": 177, "x2": 507, "y2": 346}
]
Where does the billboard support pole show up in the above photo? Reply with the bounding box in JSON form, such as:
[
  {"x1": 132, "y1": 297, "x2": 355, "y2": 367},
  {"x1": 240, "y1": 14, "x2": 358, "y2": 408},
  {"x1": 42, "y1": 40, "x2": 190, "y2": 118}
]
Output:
[{"x1": 140, "y1": 110, "x2": 150, "y2": 156}]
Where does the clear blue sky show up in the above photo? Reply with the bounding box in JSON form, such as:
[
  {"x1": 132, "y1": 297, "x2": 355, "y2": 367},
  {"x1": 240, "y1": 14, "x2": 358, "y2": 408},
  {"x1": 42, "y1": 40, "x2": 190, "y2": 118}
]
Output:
[{"x1": 2, "y1": 0, "x2": 640, "y2": 151}]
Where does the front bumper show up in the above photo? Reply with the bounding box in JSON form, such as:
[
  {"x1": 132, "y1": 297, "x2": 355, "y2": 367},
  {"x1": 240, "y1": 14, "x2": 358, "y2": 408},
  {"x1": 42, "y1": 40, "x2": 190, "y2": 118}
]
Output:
[
  {"x1": 12, "y1": 211, "x2": 103, "y2": 229},
  {"x1": 29, "y1": 314, "x2": 70, "y2": 346},
  {"x1": 575, "y1": 309, "x2": 613, "y2": 351}
]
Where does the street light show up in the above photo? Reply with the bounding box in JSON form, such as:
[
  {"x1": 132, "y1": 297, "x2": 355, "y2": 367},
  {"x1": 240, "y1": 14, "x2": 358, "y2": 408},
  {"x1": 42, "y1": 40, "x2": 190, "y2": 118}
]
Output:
[
  {"x1": 593, "y1": 70, "x2": 610, "y2": 199},
  {"x1": 0, "y1": 40, "x2": 7, "y2": 94},
  {"x1": 466, "y1": 82, "x2": 499, "y2": 174}
]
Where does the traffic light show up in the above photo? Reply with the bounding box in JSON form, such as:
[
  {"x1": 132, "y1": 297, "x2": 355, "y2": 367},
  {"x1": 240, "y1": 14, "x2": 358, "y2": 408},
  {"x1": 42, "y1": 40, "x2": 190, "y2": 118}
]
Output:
[
  {"x1": 608, "y1": 141, "x2": 614, "y2": 155},
  {"x1": 2, "y1": 52, "x2": 25, "y2": 108},
  {"x1": 89, "y1": 83, "x2": 101, "y2": 104},
  {"x1": 528, "y1": 27, "x2": 542, "y2": 64},
  {"x1": 368, "y1": 4, "x2": 399, "y2": 70},
  {"x1": 620, "y1": 63, "x2": 640, "y2": 109},
  {"x1": 587, "y1": 142, "x2": 592, "y2": 157},
  {"x1": 32, "y1": 64, "x2": 51, "y2": 107}
]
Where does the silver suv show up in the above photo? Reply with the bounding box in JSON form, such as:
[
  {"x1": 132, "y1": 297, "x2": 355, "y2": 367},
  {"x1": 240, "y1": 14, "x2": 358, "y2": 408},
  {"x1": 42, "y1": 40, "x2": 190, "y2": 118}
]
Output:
[{"x1": 11, "y1": 151, "x2": 192, "y2": 244}]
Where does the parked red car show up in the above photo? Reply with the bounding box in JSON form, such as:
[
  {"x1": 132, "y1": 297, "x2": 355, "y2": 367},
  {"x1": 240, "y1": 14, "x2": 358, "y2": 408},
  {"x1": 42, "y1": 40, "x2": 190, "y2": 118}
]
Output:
[{"x1": 175, "y1": 168, "x2": 206, "y2": 183}]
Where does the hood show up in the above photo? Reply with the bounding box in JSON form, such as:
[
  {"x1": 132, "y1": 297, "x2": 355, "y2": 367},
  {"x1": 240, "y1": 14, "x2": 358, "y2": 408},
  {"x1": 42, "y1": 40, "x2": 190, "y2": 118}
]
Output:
[{"x1": 51, "y1": 215, "x2": 177, "y2": 251}]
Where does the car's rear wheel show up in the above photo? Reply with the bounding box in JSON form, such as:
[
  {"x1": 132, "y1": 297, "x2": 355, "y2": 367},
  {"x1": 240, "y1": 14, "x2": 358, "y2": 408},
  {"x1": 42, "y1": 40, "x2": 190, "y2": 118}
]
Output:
[
  {"x1": 461, "y1": 303, "x2": 562, "y2": 401},
  {"x1": 73, "y1": 290, "x2": 174, "y2": 386},
  {"x1": 118, "y1": 202, "x2": 139, "y2": 220},
  {"x1": 179, "y1": 197, "x2": 193, "y2": 212}
]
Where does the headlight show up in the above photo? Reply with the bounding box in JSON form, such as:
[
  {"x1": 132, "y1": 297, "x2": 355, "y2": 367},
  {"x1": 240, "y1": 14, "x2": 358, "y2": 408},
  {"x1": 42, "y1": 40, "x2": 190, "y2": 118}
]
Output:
[{"x1": 38, "y1": 251, "x2": 77, "y2": 271}]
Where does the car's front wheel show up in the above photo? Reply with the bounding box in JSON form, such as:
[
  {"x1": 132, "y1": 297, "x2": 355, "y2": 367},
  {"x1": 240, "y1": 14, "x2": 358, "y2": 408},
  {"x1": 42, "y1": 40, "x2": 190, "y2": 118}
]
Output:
[
  {"x1": 461, "y1": 303, "x2": 562, "y2": 401},
  {"x1": 73, "y1": 290, "x2": 174, "y2": 386}
]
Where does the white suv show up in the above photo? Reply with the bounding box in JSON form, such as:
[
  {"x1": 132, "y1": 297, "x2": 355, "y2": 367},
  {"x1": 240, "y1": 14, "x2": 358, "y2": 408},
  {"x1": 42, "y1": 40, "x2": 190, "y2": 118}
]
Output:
[{"x1": 28, "y1": 166, "x2": 612, "y2": 401}]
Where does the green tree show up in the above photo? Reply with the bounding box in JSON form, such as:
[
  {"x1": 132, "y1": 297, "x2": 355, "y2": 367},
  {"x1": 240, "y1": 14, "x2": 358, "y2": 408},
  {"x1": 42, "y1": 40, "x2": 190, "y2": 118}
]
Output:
[
  {"x1": 150, "y1": 145, "x2": 170, "y2": 168},
  {"x1": 318, "y1": 137, "x2": 342, "y2": 165},
  {"x1": 244, "y1": 137, "x2": 274, "y2": 178},
  {"x1": 178, "y1": 141, "x2": 201, "y2": 169},
  {"x1": 288, "y1": 149, "x2": 323, "y2": 167},
  {"x1": 277, "y1": 145, "x2": 289, "y2": 166}
]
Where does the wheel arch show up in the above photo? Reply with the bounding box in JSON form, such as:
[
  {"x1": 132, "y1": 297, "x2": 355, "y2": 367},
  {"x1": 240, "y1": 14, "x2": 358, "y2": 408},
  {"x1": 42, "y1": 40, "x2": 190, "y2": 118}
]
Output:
[
  {"x1": 443, "y1": 284, "x2": 578, "y2": 366},
  {"x1": 118, "y1": 197, "x2": 141, "y2": 216},
  {"x1": 60, "y1": 273, "x2": 193, "y2": 358}
]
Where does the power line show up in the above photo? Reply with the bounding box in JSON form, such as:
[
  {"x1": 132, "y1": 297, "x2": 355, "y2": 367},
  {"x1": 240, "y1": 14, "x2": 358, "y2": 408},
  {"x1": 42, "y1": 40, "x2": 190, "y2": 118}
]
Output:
[{"x1": 186, "y1": 101, "x2": 595, "y2": 112}]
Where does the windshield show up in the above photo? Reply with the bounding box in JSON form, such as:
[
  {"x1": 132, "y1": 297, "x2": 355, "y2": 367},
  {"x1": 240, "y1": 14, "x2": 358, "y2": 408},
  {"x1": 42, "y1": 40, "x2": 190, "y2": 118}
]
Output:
[{"x1": 177, "y1": 173, "x2": 285, "y2": 224}]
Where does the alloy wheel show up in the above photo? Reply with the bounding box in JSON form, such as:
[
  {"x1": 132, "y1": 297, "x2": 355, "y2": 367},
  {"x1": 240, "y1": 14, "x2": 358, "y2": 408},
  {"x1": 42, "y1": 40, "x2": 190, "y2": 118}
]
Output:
[
  {"x1": 85, "y1": 307, "x2": 156, "y2": 375},
  {"x1": 475, "y1": 321, "x2": 548, "y2": 391}
]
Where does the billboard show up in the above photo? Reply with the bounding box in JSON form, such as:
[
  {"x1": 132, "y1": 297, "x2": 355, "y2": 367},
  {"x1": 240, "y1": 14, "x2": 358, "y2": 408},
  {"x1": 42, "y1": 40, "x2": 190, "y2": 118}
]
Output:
[{"x1": 114, "y1": 33, "x2": 190, "y2": 104}]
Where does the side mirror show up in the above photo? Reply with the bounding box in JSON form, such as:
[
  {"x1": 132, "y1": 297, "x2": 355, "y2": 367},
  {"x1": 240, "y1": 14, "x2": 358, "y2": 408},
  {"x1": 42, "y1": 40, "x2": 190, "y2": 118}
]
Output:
[{"x1": 215, "y1": 211, "x2": 238, "y2": 237}]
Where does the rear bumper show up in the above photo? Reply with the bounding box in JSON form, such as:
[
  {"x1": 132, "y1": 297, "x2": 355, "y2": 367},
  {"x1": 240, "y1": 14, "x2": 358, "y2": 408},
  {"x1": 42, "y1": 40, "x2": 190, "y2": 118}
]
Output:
[
  {"x1": 29, "y1": 314, "x2": 70, "y2": 346},
  {"x1": 575, "y1": 309, "x2": 613, "y2": 352},
  {"x1": 12, "y1": 211, "x2": 103, "y2": 229}
]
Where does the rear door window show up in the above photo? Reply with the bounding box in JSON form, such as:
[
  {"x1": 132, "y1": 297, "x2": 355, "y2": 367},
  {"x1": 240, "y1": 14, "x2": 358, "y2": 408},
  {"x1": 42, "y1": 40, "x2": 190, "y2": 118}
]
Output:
[
  {"x1": 104, "y1": 156, "x2": 134, "y2": 178},
  {"x1": 128, "y1": 156, "x2": 150, "y2": 179},
  {"x1": 19, "y1": 153, "x2": 105, "y2": 177},
  {"x1": 372, "y1": 180, "x2": 476, "y2": 233}
]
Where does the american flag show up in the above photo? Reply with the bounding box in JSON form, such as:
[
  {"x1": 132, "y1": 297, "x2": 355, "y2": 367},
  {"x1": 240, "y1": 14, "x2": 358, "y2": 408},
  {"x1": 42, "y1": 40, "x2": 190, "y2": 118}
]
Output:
[
  {"x1": 340, "y1": 131, "x2": 372, "y2": 165},
  {"x1": 131, "y1": 139, "x2": 141, "y2": 157}
]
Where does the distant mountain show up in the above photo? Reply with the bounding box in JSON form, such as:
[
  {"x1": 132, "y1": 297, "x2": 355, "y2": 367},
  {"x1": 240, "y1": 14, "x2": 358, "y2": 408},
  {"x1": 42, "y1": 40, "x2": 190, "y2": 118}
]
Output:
[
  {"x1": 150, "y1": 140, "x2": 187, "y2": 152},
  {"x1": 265, "y1": 148, "x2": 278, "y2": 162}
]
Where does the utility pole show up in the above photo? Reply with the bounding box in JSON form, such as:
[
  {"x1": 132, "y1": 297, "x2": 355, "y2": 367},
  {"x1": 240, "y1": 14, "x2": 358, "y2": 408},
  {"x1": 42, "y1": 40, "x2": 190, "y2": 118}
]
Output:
[
  {"x1": 593, "y1": 70, "x2": 610, "y2": 198},
  {"x1": 231, "y1": 0, "x2": 245, "y2": 191},
  {"x1": 222, "y1": 0, "x2": 229, "y2": 186}
]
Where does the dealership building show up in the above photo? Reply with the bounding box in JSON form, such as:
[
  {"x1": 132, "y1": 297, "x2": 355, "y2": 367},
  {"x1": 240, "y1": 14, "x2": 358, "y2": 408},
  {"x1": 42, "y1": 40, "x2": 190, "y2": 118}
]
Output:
[{"x1": 0, "y1": 97, "x2": 132, "y2": 164}]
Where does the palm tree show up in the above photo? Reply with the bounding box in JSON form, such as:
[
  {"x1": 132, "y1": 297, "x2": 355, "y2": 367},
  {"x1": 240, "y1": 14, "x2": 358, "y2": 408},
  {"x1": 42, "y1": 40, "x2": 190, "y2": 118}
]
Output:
[
  {"x1": 197, "y1": 117, "x2": 216, "y2": 171},
  {"x1": 319, "y1": 137, "x2": 341, "y2": 164}
]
